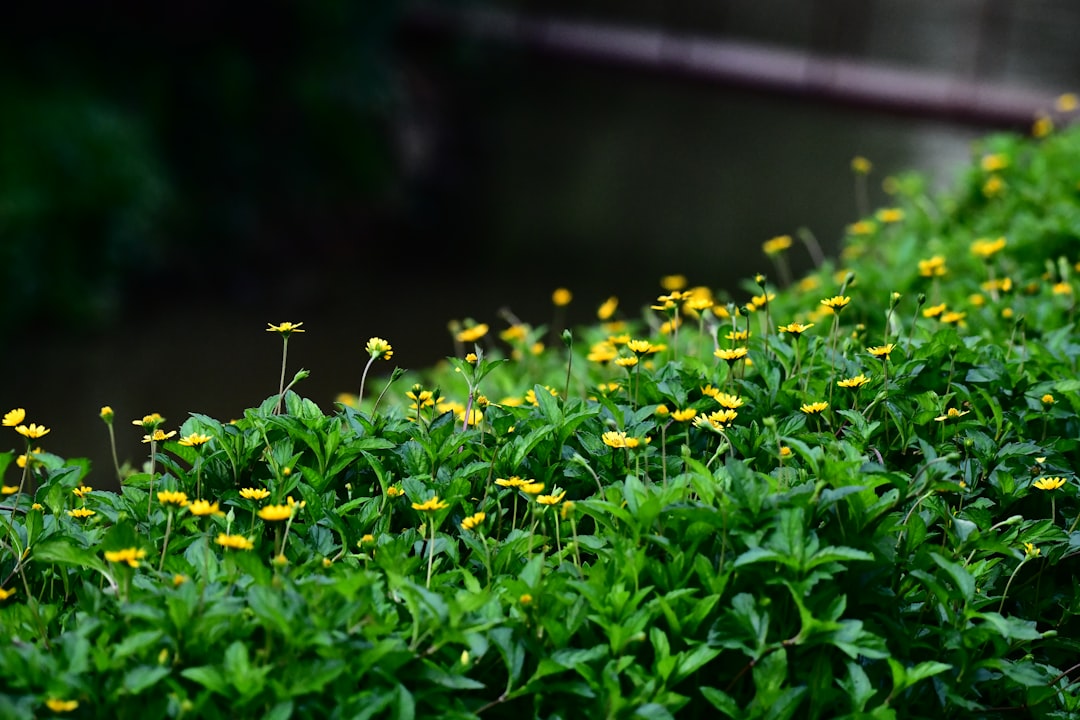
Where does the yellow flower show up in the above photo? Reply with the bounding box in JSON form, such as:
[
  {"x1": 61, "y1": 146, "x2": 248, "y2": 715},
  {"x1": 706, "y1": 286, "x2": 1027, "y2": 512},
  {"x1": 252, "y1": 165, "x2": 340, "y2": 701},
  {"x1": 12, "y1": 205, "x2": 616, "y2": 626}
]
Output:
[
  {"x1": 142, "y1": 429, "x2": 177, "y2": 443},
  {"x1": 980, "y1": 153, "x2": 1009, "y2": 172},
  {"x1": 15, "y1": 423, "x2": 50, "y2": 439},
  {"x1": 762, "y1": 235, "x2": 793, "y2": 256},
  {"x1": 519, "y1": 593, "x2": 533, "y2": 605},
  {"x1": 918, "y1": 256, "x2": 947, "y2": 278},
  {"x1": 132, "y1": 413, "x2": 164, "y2": 430},
  {"x1": 971, "y1": 236, "x2": 1007, "y2": 259},
  {"x1": 875, "y1": 208, "x2": 904, "y2": 224},
  {"x1": 412, "y1": 496, "x2": 449, "y2": 512},
  {"x1": 848, "y1": 221, "x2": 876, "y2": 236},
  {"x1": 188, "y1": 499, "x2": 224, "y2": 517},
  {"x1": 714, "y1": 347, "x2": 748, "y2": 362},
  {"x1": 922, "y1": 303, "x2": 947, "y2": 319},
  {"x1": 597, "y1": 296, "x2": 619, "y2": 320},
  {"x1": 551, "y1": 287, "x2": 573, "y2": 306},
  {"x1": 267, "y1": 321, "x2": 305, "y2": 335},
  {"x1": 695, "y1": 409, "x2": 738, "y2": 429},
  {"x1": 365, "y1": 337, "x2": 393, "y2": 360},
  {"x1": 456, "y1": 323, "x2": 489, "y2": 343},
  {"x1": 178, "y1": 432, "x2": 212, "y2": 447},
  {"x1": 258, "y1": 504, "x2": 293, "y2": 522},
  {"x1": 386, "y1": 486, "x2": 406, "y2": 498},
  {"x1": 654, "y1": 404, "x2": 670, "y2": 417},
  {"x1": 1033, "y1": 115, "x2": 1053, "y2": 138},
  {"x1": 461, "y1": 512, "x2": 486, "y2": 531},
  {"x1": 725, "y1": 329, "x2": 750, "y2": 342},
  {"x1": 587, "y1": 341, "x2": 618, "y2": 364},
  {"x1": 561, "y1": 500, "x2": 576, "y2": 519},
  {"x1": 286, "y1": 495, "x2": 305, "y2": 509},
  {"x1": 1042, "y1": 394, "x2": 1055, "y2": 406},
  {"x1": 820, "y1": 295, "x2": 851, "y2": 311},
  {"x1": 465, "y1": 352, "x2": 478, "y2": 364},
  {"x1": 521, "y1": 482, "x2": 546, "y2": 495},
  {"x1": 2, "y1": 408, "x2": 25, "y2": 427},
  {"x1": 983, "y1": 175, "x2": 1005, "y2": 197},
  {"x1": 359, "y1": 534, "x2": 376, "y2": 545},
  {"x1": 239, "y1": 487, "x2": 270, "y2": 501},
  {"x1": 800, "y1": 402, "x2": 829, "y2": 414},
  {"x1": 1, "y1": 485, "x2": 18, "y2": 495},
  {"x1": 714, "y1": 393, "x2": 744, "y2": 409},
  {"x1": 602, "y1": 431, "x2": 631, "y2": 448},
  {"x1": 1024, "y1": 542, "x2": 1041, "y2": 558},
  {"x1": 0, "y1": 587, "x2": 15, "y2": 601},
  {"x1": 537, "y1": 491, "x2": 567, "y2": 505},
  {"x1": 779, "y1": 446, "x2": 792, "y2": 458},
  {"x1": 67, "y1": 508, "x2": 96, "y2": 519},
  {"x1": 104, "y1": 547, "x2": 147, "y2": 568},
  {"x1": 45, "y1": 698, "x2": 79, "y2": 713},
  {"x1": 934, "y1": 407, "x2": 970, "y2": 422},
  {"x1": 940, "y1": 311, "x2": 967, "y2": 325},
  {"x1": 73, "y1": 485, "x2": 93, "y2": 498},
  {"x1": 495, "y1": 476, "x2": 528, "y2": 489},
  {"x1": 660, "y1": 275, "x2": 688, "y2": 291},
  {"x1": 1056, "y1": 92, "x2": 1079, "y2": 112},
  {"x1": 157, "y1": 490, "x2": 190, "y2": 507},
  {"x1": 1053, "y1": 282, "x2": 1072, "y2": 296},
  {"x1": 99, "y1": 406, "x2": 114, "y2": 423},
  {"x1": 615, "y1": 356, "x2": 639, "y2": 368},
  {"x1": 837, "y1": 374, "x2": 870, "y2": 389},
  {"x1": 627, "y1": 339, "x2": 653, "y2": 354},
  {"x1": 215, "y1": 533, "x2": 255, "y2": 551},
  {"x1": 750, "y1": 292, "x2": 776, "y2": 309},
  {"x1": 867, "y1": 343, "x2": 895, "y2": 359},
  {"x1": 778, "y1": 322, "x2": 814, "y2": 336},
  {"x1": 173, "y1": 573, "x2": 189, "y2": 586},
  {"x1": 1033, "y1": 477, "x2": 1067, "y2": 491},
  {"x1": 671, "y1": 408, "x2": 697, "y2": 422}
]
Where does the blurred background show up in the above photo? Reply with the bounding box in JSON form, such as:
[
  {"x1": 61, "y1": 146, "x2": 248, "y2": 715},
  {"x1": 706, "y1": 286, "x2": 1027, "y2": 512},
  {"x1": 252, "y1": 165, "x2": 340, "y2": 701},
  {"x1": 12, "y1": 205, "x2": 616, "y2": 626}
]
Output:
[{"x1": 1, "y1": 0, "x2": 1077, "y2": 477}]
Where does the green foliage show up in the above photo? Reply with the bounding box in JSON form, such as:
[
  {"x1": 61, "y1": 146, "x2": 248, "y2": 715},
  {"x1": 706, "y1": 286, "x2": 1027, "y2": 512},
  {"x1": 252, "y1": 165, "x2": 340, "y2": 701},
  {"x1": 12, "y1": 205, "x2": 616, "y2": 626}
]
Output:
[{"x1": 7, "y1": 119, "x2": 1080, "y2": 717}]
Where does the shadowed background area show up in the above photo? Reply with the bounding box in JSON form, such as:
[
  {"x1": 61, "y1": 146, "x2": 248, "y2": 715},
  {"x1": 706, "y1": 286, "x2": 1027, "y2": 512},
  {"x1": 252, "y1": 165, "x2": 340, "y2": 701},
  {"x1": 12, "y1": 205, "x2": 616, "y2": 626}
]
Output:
[{"x1": 2, "y1": 0, "x2": 1078, "y2": 481}]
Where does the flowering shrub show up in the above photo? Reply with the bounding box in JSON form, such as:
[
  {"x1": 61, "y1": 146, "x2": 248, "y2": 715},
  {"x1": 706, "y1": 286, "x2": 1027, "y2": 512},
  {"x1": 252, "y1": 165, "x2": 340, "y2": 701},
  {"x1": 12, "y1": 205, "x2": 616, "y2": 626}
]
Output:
[{"x1": 6, "y1": 111, "x2": 1080, "y2": 718}]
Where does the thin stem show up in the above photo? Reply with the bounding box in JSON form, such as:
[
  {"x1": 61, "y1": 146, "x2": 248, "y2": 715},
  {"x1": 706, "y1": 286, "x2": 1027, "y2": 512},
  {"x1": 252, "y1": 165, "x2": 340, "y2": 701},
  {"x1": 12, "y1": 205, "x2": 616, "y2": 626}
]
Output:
[
  {"x1": 275, "y1": 337, "x2": 290, "y2": 414},
  {"x1": 425, "y1": 519, "x2": 436, "y2": 589},
  {"x1": 358, "y1": 355, "x2": 376, "y2": 409},
  {"x1": 159, "y1": 508, "x2": 174, "y2": 572}
]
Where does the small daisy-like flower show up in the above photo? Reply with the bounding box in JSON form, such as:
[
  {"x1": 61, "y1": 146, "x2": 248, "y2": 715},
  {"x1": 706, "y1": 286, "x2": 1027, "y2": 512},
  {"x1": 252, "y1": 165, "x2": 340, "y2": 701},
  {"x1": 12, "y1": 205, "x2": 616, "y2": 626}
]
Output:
[
  {"x1": 2, "y1": 408, "x2": 25, "y2": 427},
  {"x1": 104, "y1": 547, "x2": 147, "y2": 568},
  {"x1": 177, "y1": 432, "x2": 211, "y2": 447},
  {"x1": 980, "y1": 153, "x2": 1009, "y2": 172},
  {"x1": 670, "y1": 408, "x2": 697, "y2": 422},
  {"x1": 934, "y1": 407, "x2": 970, "y2": 422},
  {"x1": 602, "y1": 431, "x2": 631, "y2": 448},
  {"x1": 1056, "y1": 92, "x2": 1079, "y2": 112},
  {"x1": 495, "y1": 476, "x2": 528, "y2": 489},
  {"x1": 520, "y1": 482, "x2": 546, "y2": 495},
  {"x1": 1024, "y1": 542, "x2": 1041, "y2": 558},
  {"x1": 456, "y1": 323, "x2": 489, "y2": 343},
  {"x1": 465, "y1": 352, "x2": 478, "y2": 365},
  {"x1": 778, "y1": 322, "x2": 814, "y2": 336},
  {"x1": 660, "y1": 275, "x2": 688, "y2": 291},
  {"x1": 587, "y1": 341, "x2": 618, "y2": 364},
  {"x1": 142, "y1": 429, "x2": 177, "y2": 443},
  {"x1": 412, "y1": 496, "x2": 449, "y2": 512},
  {"x1": 597, "y1": 296, "x2": 619, "y2": 320},
  {"x1": 267, "y1": 321, "x2": 304, "y2": 336},
  {"x1": 406, "y1": 385, "x2": 436, "y2": 409},
  {"x1": 239, "y1": 487, "x2": 270, "y2": 501},
  {"x1": 750, "y1": 292, "x2": 776, "y2": 309},
  {"x1": 552, "y1": 287, "x2": 573, "y2": 306},
  {"x1": 867, "y1": 343, "x2": 895, "y2": 359},
  {"x1": 45, "y1": 699, "x2": 79, "y2": 713},
  {"x1": 1042, "y1": 394, "x2": 1055, "y2": 405},
  {"x1": 99, "y1": 406, "x2": 114, "y2": 423},
  {"x1": 725, "y1": 329, "x2": 750, "y2": 342},
  {"x1": 1033, "y1": 477, "x2": 1067, "y2": 491},
  {"x1": 714, "y1": 393, "x2": 744, "y2": 409},
  {"x1": 917, "y1": 256, "x2": 947, "y2": 277},
  {"x1": 73, "y1": 485, "x2": 93, "y2": 498},
  {"x1": 16, "y1": 423, "x2": 50, "y2": 439},
  {"x1": 1053, "y1": 282, "x2": 1072, "y2": 295},
  {"x1": 695, "y1": 409, "x2": 738, "y2": 430},
  {"x1": 837, "y1": 374, "x2": 870, "y2": 389},
  {"x1": 779, "y1": 446, "x2": 792, "y2": 458},
  {"x1": 519, "y1": 593, "x2": 533, "y2": 605},
  {"x1": 800, "y1": 402, "x2": 829, "y2": 414},
  {"x1": 157, "y1": 490, "x2": 190, "y2": 507},
  {"x1": 848, "y1": 220, "x2": 876, "y2": 236},
  {"x1": 215, "y1": 533, "x2": 255, "y2": 551},
  {"x1": 0, "y1": 587, "x2": 15, "y2": 601},
  {"x1": 188, "y1": 499, "x2": 225, "y2": 517},
  {"x1": 971, "y1": 236, "x2": 1007, "y2": 259},
  {"x1": 365, "y1": 337, "x2": 393, "y2": 360},
  {"x1": 940, "y1": 311, "x2": 966, "y2": 325},
  {"x1": 700, "y1": 385, "x2": 721, "y2": 399},
  {"x1": 615, "y1": 356, "x2": 639, "y2": 368},
  {"x1": 537, "y1": 491, "x2": 567, "y2": 506},
  {"x1": 67, "y1": 508, "x2": 96, "y2": 519},
  {"x1": 386, "y1": 485, "x2": 406, "y2": 498},
  {"x1": 820, "y1": 295, "x2": 851, "y2": 311},
  {"x1": 762, "y1": 235, "x2": 793, "y2": 256},
  {"x1": 1, "y1": 485, "x2": 17, "y2": 495},
  {"x1": 851, "y1": 156, "x2": 872, "y2": 174},
  {"x1": 461, "y1": 512, "x2": 486, "y2": 531},
  {"x1": 258, "y1": 504, "x2": 293, "y2": 522},
  {"x1": 654, "y1": 404, "x2": 670, "y2": 417},
  {"x1": 132, "y1": 413, "x2": 165, "y2": 430},
  {"x1": 876, "y1": 208, "x2": 904, "y2": 224},
  {"x1": 627, "y1": 339, "x2": 653, "y2": 354},
  {"x1": 922, "y1": 303, "x2": 947, "y2": 318},
  {"x1": 714, "y1": 347, "x2": 748, "y2": 362}
]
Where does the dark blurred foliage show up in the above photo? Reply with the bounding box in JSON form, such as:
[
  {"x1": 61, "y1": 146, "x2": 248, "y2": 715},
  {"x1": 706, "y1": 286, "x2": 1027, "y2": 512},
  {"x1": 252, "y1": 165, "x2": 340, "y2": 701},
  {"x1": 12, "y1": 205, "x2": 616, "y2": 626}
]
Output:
[{"x1": 0, "y1": 1, "x2": 407, "y2": 332}]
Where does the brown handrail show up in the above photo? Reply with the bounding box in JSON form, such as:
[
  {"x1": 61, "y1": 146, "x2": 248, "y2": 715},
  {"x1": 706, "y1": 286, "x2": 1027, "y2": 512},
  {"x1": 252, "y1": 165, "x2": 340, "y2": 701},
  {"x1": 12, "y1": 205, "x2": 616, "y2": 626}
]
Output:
[{"x1": 402, "y1": 4, "x2": 1064, "y2": 129}]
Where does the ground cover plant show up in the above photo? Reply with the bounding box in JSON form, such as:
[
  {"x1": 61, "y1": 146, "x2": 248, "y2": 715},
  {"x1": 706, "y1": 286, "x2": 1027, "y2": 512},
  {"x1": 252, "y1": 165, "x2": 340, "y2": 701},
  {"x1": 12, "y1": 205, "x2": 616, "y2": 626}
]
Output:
[{"x1": 5, "y1": 102, "x2": 1080, "y2": 719}]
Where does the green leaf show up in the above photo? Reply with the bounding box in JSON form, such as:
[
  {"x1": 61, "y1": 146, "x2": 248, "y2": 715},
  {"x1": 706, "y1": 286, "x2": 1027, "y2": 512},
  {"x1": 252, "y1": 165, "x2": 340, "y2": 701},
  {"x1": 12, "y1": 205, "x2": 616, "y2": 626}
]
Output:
[
  {"x1": 929, "y1": 552, "x2": 975, "y2": 603},
  {"x1": 699, "y1": 686, "x2": 740, "y2": 717},
  {"x1": 181, "y1": 665, "x2": 230, "y2": 696},
  {"x1": 122, "y1": 665, "x2": 170, "y2": 695}
]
